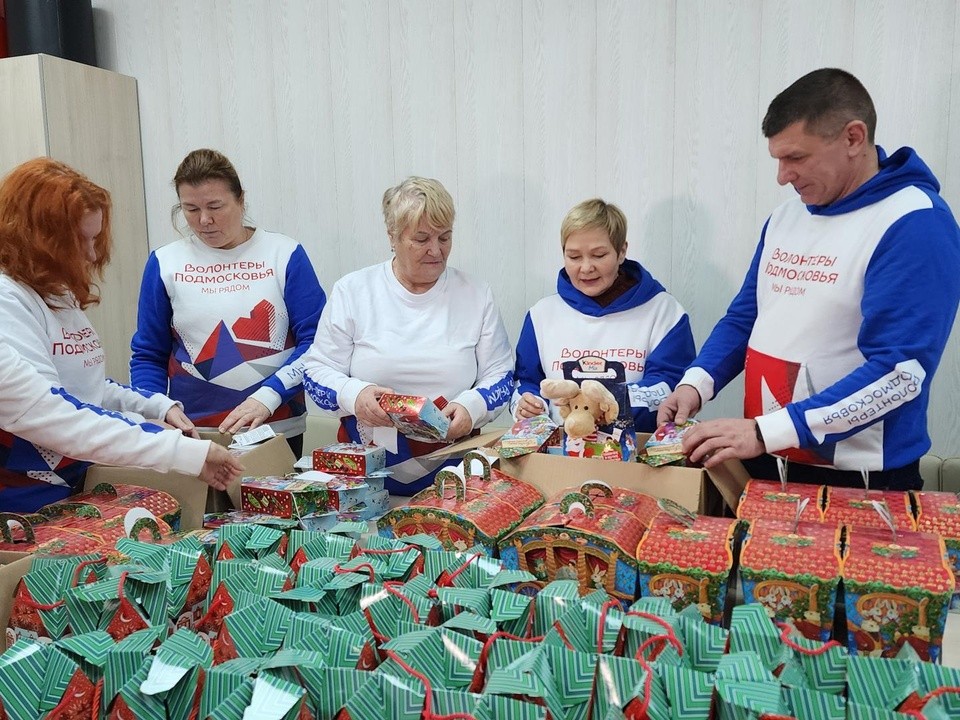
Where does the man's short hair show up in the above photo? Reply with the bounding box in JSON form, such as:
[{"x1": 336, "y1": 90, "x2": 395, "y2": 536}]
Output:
[{"x1": 762, "y1": 68, "x2": 877, "y2": 143}]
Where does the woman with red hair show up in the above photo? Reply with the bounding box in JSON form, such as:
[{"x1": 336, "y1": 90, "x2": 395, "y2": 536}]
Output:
[{"x1": 0, "y1": 158, "x2": 200, "y2": 512}]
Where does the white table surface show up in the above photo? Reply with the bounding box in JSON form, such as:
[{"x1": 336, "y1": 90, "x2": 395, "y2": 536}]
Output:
[{"x1": 943, "y1": 612, "x2": 960, "y2": 666}]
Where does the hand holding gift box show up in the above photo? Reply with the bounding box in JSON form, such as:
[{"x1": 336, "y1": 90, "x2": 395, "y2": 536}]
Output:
[{"x1": 378, "y1": 393, "x2": 451, "y2": 442}]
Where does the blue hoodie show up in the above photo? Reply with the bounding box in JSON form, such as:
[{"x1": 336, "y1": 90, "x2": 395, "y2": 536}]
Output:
[
  {"x1": 513, "y1": 258, "x2": 696, "y2": 432},
  {"x1": 684, "y1": 147, "x2": 960, "y2": 471}
]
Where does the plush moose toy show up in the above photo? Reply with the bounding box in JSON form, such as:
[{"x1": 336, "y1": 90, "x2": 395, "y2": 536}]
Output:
[{"x1": 539, "y1": 379, "x2": 619, "y2": 440}]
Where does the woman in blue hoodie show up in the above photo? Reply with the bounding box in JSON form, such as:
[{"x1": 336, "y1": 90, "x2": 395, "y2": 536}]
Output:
[{"x1": 512, "y1": 199, "x2": 696, "y2": 432}]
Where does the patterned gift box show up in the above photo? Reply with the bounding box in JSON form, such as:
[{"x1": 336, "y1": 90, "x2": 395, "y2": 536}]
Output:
[
  {"x1": 294, "y1": 471, "x2": 370, "y2": 511},
  {"x1": 822, "y1": 487, "x2": 916, "y2": 531},
  {"x1": 736, "y1": 479, "x2": 824, "y2": 523},
  {"x1": 379, "y1": 451, "x2": 544, "y2": 555},
  {"x1": 913, "y1": 490, "x2": 960, "y2": 610},
  {"x1": 739, "y1": 519, "x2": 844, "y2": 642},
  {"x1": 499, "y1": 482, "x2": 660, "y2": 606},
  {"x1": 71, "y1": 482, "x2": 182, "y2": 531},
  {"x1": 635, "y1": 513, "x2": 739, "y2": 624},
  {"x1": 312, "y1": 442, "x2": 386, "y2": 476},
  {"x1": 240, "y1": 475, "x2": 331, "y2": 518},
  {"x1": 842, "y1": 525, "x2": 954, "y2": 662},
  {"x1": 378, "y1": 393, "x2": 451, "y2": 442},
  {"x1": 5, "y1": 555, "x2": 106, "y2": 648}
]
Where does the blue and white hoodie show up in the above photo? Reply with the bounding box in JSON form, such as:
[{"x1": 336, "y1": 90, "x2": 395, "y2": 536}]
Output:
[
  {"x1": 513, "y1": 259, "x2": 696, "y2": 432},
  {"x1": 680, "y1": 147, "x2": 960, "y2": 471},
  {"x1": 131, "y1": 229, "x2": 325, "y2": 438}
]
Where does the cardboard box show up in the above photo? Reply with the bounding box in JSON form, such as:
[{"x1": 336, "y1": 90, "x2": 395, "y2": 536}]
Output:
[
  {"x1": 739, "y1": 518, "x2": 843, "y2": 641},
  {"x1": 842, "y1": 525, "x2": 954, "y2": 662},
  {"x1": 429, "y1": 431, "x2": 749, "y2": 517},
  {"x1": 85, "y1": 433, "x2": 296, "y2": 530},
  {"x1": 312, "y1": 442, "x2": 386, "y2": 476},
  {"x1": 635, "y1": 514, "x2": 738, "y2": 624},
  {"x1": 914, "y1": 491, "x2": 960, "y2": 611}
]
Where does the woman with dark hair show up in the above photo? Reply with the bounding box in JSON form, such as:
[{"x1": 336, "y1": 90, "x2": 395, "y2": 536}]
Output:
[
  {"x1": 131, "y1": 149, "x2": 326, "y2": 456},
  {"x1": 0, "y1": 157, "x2": 224, "y2": 512}
]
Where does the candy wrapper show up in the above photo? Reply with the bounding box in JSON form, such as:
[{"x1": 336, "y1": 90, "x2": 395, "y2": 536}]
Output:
[
  {"x1": 497, "y1": 414, "x2": 560, "y2": 459},
  {"x1": 645, "y1": 420, "x2": 697, "y2": 457}
]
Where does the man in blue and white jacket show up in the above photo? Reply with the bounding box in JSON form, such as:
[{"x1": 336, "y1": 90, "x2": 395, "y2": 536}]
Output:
[{"x1": 659, "y1": 68, "x2": 960, "y2": 490}]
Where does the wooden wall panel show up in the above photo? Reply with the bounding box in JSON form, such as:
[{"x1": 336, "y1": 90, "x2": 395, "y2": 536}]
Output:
[
  {"x1": 452, "y1": 0, "x2": 525, "y2": 340},
  {"x1": 671, "y1": 1, "x2": 763, "y2": 422},
  {"x1": 88, "y1": 0, "x2": 960, "y2": 455},
  {"x1": 327, "y1": 0, "x2": 396, "y2": 274},
  {"x1": 596, "y1": 1, "x2": 676, "y2": 292},
  {"x1": 521, "y1": 0, "x2": 598, "y2": 307},
  {"x1": 0, "y1": 57, "x2": 46, "y2": 170}
]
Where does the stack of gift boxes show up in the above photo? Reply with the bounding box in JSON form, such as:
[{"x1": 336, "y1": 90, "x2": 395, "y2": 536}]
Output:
[{"x1": 4, "y1": 525, "x2": 960, "y2": 719}]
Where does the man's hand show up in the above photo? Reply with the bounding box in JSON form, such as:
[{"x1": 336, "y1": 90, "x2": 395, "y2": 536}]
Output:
[
  {"x1": 656, "y1": 385, "x2": 702, "y2": 426},
  {"x1": 355, "y1": 385, "x2": 395, "y2": 427},
  {"x1": 444, "y1": 402, "x2": 474, "y2": 440},
  {"x1": 516, "y1": 392, "x2": 546, "y2": 419},
  {"x1": 199, "y1": 443, "x2": 244, "y2": 491},
  {"x1": 682, "y1": 418, "x2": 765, "y2": 468},
  {"x1": 164, "y1": 406, "x2": 199, "y2": 438},
  {"x1": 218, "y1": 398, "x2": 271, "y2": 435}
]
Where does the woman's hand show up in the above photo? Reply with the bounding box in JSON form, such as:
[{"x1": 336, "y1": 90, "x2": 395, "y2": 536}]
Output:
[
  {"x1": 164, "y1": 406, "x2": 199, "y2": 438},
  {"x1": 444, "y1": 402, "x2": 474, "y2": 440},
  {"x1": 355, "y1": 385, "x2": 395, "y2": 427},
  {"x1": 517, "y1": 392, "x2": 546, "y2": 419},
  {"x1": 219, "y1": 398, "x2": 271, "y2": 435},
  {"x1": 199, "y1": 443, "x2": 244, "y2": 491}
]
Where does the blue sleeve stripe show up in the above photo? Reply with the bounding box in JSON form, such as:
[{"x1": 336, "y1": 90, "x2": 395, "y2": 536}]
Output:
[
  {"x1": 479, "y1": 371, "x2": 514, "y2": 411},
  {"x1": 304, "y1": 375, "x2": 339, "y2": 411}
]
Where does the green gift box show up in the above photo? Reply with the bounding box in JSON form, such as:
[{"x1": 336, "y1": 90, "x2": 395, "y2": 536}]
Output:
[
  {"x1": 0, "y1": 639, "x2": 95, "y2": 719},
  {"x1": 7, "y1": 554, "x2": 106, "y2": 645},
  {"x1": 65, "y1": 567, "x2": 168, "y2": 641}
]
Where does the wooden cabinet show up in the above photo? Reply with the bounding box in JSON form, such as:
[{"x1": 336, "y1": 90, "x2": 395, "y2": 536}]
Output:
[{"x1": 0, "y1": 53, "x2": 147, "y2": 383}]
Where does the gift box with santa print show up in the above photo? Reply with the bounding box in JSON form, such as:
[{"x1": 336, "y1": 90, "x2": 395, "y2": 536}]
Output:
[
  {"x1": 635, "y1": 511, "x2": 739, "y2": 625},
  {"x1": 739, "y1": 518, "x2": 844, "y2": 642},
  {"x1": 842, "y1": 524, "x2": 954, "y2": 662}
]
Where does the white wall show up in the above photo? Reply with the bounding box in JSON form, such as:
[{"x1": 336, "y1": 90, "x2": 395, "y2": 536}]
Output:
[{"x1": 91, "y1": 0, "x2": 960, "y2": 456}]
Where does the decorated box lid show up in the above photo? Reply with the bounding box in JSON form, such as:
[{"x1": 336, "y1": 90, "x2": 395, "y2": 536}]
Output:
[
  {"x1": 635, "y1": 513, "x2": 738, "y2": 574},
  {"x1": 378, "y1": 451, "x2": 544, "y2": 552},
  {"x1": 822, "y1": 487, "x2": 915, "y2": 531},
  {"x1": 736, "y1": 479, "x2": 824, "y2": 523},
  {"x1": 913, "y1": 490, "x2": 960, "y2": 539},
  {"x1": 739, "y1": 518, "x2": 843, "y2": 582},
  {"x1": 509, "y1": 483, "x2": 657, "y2": 557},
  {"x1": 842, "y1": 525, "x2": 954, "y2": 594}
]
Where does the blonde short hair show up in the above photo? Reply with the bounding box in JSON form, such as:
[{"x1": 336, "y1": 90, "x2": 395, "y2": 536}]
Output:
[
  {"x1": 560, "y1": 198, "x2": 627, "y2": 253},
  {"x1": 382, "y1": 177, "x2": 455, "y2": 238}
]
